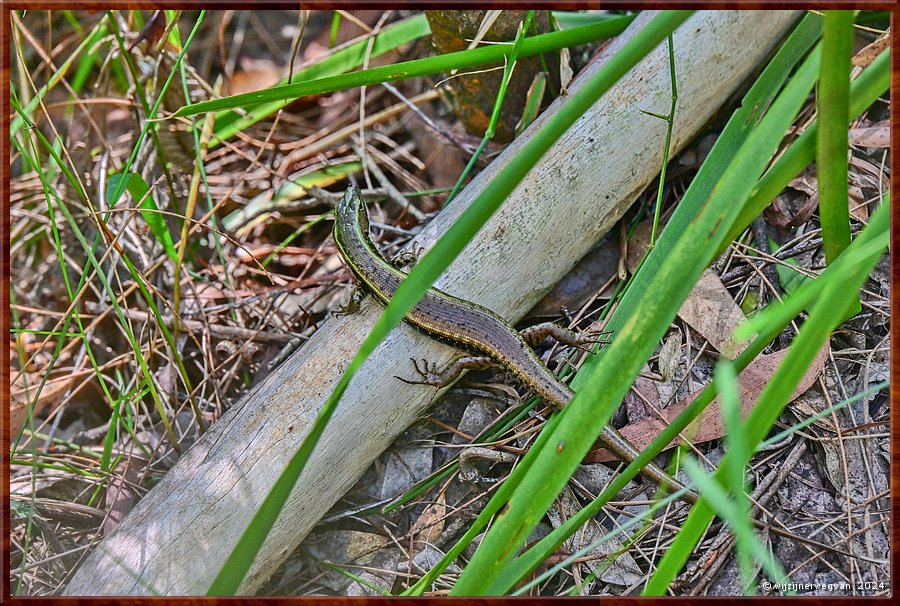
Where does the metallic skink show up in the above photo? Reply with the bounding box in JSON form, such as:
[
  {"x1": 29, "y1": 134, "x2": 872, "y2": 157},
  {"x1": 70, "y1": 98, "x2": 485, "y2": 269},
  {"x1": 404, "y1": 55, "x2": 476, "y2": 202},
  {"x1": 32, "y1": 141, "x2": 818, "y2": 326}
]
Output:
[{"x1": 333, "y1": 186, "x2": 696, "y2": 503}]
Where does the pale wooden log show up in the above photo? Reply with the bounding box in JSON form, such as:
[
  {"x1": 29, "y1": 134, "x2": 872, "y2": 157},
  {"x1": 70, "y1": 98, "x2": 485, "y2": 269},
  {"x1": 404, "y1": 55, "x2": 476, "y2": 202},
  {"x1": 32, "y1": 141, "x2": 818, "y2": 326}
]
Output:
[{"x1": 64, "y1": 10, "x2": 800, "y2": 595}]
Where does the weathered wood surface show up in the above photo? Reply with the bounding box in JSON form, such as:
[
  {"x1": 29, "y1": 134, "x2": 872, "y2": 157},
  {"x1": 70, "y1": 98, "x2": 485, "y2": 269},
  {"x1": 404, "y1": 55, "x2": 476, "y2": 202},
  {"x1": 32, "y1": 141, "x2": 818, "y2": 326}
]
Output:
[{"x1": 64, "y1": 10, "x2": 800, "y2": 595}]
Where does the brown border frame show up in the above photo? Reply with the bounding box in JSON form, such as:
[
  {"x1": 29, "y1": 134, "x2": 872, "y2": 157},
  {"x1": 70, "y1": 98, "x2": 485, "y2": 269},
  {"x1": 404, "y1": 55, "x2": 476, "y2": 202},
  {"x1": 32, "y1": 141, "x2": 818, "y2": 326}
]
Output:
[{"x1": 1, "y1": 2, "x2": 895, "y2": 603}]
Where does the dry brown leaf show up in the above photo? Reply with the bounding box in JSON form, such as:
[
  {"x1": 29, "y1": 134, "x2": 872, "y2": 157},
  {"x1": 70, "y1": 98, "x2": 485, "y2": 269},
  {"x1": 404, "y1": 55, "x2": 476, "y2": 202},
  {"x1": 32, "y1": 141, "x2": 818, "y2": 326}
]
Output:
[
  {"x1": 626, "y1": 222, "x2": 751, "y2": 358},
  {"x1": 849, "y1": 124, "x2": 890, "y2": 148},
  {"x1": 127, "y1": 10, "x2": 166, "y2": 52},
  {"x1": 585, "y1": 343, "x2": 829, "y2": 463},
  {"x1": 791, "y1": 391, "x2": 889, "y2": 507},
  {"x1": 851, "y1": 32, "x2": 889, "y2": 68},
  {"x1": 678, "y1": 269, "x2": 751, "y2": 359},
  {"x1": 764, "y1": 192, "x2": 796, "y2": 228},
  {"x1": 783, "y1": 173, "x2": 821, "y2": 226},
  {"x1": 410, "y1": 494, "x2": 446, "y2": 545},
  {"x1": 766, "y1": 173, "x2": 821, "y2": 229},
  {"x1": 788, "y1": 172, "x2": 817, "y2": 196},
  {"x1": 546, "y1": 486, "x2": 642, "y2": 588},
  {"x1": 225, "y1": 57, "x2": 287, "y2": 96},
  {"x1": 10, "y1": 373, "x2": 78, "y2": 440}
]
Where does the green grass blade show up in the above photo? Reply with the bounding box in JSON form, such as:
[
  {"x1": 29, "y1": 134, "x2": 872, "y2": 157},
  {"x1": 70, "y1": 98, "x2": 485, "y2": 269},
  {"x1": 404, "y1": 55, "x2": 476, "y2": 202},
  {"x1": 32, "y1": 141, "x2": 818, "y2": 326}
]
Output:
[
  {"x1": 644, "y1": 194, "x2": 889, "y2": 594},
  {"x1": 208, "y1": 10, "x2": 694, "y2": 596},
  {"x1": 163, "y1": 10, "x2": 184, "y2": 48},
  {"x1": 10, "y1": 107, "x2": 146, "y2": 448},
  {"x1": 453, "y1": 34, "x2": 820, "y2": 598},
  {"x1": 477, "y1": 17, "x2": 824, "y2": 592},
  {"x1": 816, "y1": 11, "x2": 854, "y2": 263},
  {"x1": 682, "y1": 457, "x2": 790, "y2": 592},
  {"x1": 210, "y1": 14, "x2": 431, "y2": 142},
  {"x1": 514, "y1": 72, "x2": 547, "y2": 136},
  {"x1": 108, "y1": 172, "x2": 178, "y2": 262},
  {"x1": 409, "y1": 13, "x2": 817, "y2": 596},
  {"x1": 329, "y1": 12, "x2": 341, "y2": 48},
  {"x1": 12, "y1": 85, "x2": 205, "y2": 445},
  {"x1": 714, "y1": 361, "x2": 757, "y2": 593},
  {"x1": 724, "y1": 43, "x2": 889, "y2": 251},
  {"x1": 486, "y1": 309, "x2": 799, "y2": 593},
  {"x1": 176, "y1": 15, "x2": 637, "y2": 121}
]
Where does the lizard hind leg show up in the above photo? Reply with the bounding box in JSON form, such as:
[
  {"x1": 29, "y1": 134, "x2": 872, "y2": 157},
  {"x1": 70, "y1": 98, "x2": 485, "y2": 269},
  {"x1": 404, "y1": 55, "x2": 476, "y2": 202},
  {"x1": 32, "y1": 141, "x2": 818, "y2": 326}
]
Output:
[
  {"x1": 395, "y1": 355, "x2": 498, "y2": 388},
  {"x1": 520, "y1": 322, "x2": 611, "y2": 352}
]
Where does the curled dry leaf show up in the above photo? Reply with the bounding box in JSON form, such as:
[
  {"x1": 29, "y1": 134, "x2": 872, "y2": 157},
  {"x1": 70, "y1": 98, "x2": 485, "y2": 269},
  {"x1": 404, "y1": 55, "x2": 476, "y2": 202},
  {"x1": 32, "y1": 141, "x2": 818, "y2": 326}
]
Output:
[{"x1": 766, "y1": 172, "x2": 820, "y2": 228}]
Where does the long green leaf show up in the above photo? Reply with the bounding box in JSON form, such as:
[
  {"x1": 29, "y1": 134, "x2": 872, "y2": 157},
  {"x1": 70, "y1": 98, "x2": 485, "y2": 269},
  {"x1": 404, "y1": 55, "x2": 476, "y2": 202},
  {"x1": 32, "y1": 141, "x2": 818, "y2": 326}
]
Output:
[
  {"x1": 211, "y1": 14, "x2": 431, "y2": 142},
  {"x1": 644, "y1": 194, "x2": 888, "y2": 594},
  {"x1": 724, "y1": 44, "x2": 889, "y2": 251},
  {"x1": 817, "y1": 11, "x2": 854, "y2": 263},
  {"x1": 481, "y1": 14, "x2": 823, "y2": 592},
  {"x1": 208, "y1": 10, "x2": 694, "y2": 596},
  {"x1": 176, "y1": 15, "x2": 637, "y2": 120},
  {"x1": 453, "y1": 32, "x2": 821, "y2": 597}
]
